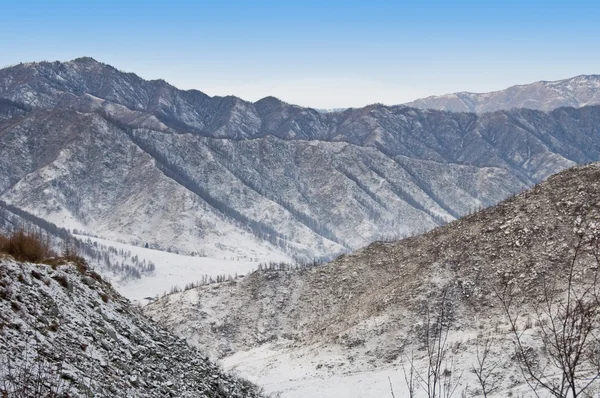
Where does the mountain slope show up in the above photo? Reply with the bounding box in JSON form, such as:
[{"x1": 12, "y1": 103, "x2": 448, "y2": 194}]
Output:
[
  {"x1": 145, "y1": 162, "x2": 600, "y2": 396},
  {"x1": 2, "y1": 59, "x2": 600, "y2": 264},
  {"x1": 404, "y1": 74, "x2": 600, "y2": 112},
  {"x1": 0, "y1": 256, "x2": 264, "y2": 397}
]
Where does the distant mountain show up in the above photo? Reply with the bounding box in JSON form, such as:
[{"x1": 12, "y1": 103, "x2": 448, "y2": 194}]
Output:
[
  {"x1": 314, "y1": 107, "x2": 348, "y2": 113},
  {"x1": 2, "y1": 58, "x2": 600, "y2": 264},
  {"x1": 404, "y1": 74, "x2": 600, "y2": 112}
]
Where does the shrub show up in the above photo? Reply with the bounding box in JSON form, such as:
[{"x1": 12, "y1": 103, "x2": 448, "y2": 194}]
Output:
[
  {"x1": 89, "y1": 271, "x2": 103, "y2": 282},
  {"x1": 0, "y1": 230, "x2": 54, "y2": 263},
  {"x1": 46, "y1": 244, "x2": 89, "y2": 273},
  {"x1": 30, "y1": 269, "x2": 43, "y2": 280},
  {"x1": 62, "y1": 243, "x2": 88, "y2": 273},
  {"x1": 100, "y1": 292, "x2": 109, "y2": 303},
  {"x1": 72, "y1": 257, "x2": 88, "y2": 274},
  {"x1": 52, "y1": 274, "x2": 69, "y2": 289},
  {"x1": 48, "y1": 321, "x2": 59, "y2": 332}
]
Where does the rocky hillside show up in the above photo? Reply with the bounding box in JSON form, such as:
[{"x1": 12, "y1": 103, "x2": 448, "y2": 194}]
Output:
[
  {"x1": 404, "y1": 74, "x2": 600, "y2": 112},
  {"x1": 3, "y1": 58, "x2": 600, "y2": 262},
  {"x1": 0, "y1": 256, "x2": 264, "y2": 397},
  {"x1": 146, "y1": 162, "x2": 600, "y2": 368}
]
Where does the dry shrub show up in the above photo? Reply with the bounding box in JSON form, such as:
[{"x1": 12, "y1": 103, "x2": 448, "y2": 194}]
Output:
[
  {"x1": 47, "y1": 247, "x2": 88, "y2": 274},
  {"x1": 61, "y1": 243, "x2": 88, "y2": 274},
  {"x1": 90, "y1": 271, "x2": 103, "y2": 282},
  {"x1": 52, "y1": 274, "x2": 69, "y2": 289},
  {"x1": 30, "y1": 269, "x2": 43, "y2": 280},
  {"x1": 48, "y1": 321, "x2": 59, "y2": 332},
  {"x1": 0, "y1": 230, "x2": 54, "y2": 263},
  {"x1": 45, "y1": 258, "x2": 67, "y2": 270},
  {"x1": 72, "y1": 257, "x2": 88, "y2": 274}
]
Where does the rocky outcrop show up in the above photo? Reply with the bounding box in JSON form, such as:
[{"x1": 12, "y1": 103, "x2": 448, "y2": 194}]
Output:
[{"x1": 0, "y1": 257, "x2": 263, "y2": 397}]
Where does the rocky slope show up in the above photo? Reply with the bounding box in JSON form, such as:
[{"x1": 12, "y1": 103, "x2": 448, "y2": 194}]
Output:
[
  {"x1": 146, "y1": 163, "x2": 600, "y2": 396},
  {"x1": 0, "y1": 256, "x2": 264, "y2": 397},
  {"x1": 404, "y1": 74, "x2": 600, "y2": 112},
  {"x1": 3, "y1": 58, "x2": 600, "y2": 263}
]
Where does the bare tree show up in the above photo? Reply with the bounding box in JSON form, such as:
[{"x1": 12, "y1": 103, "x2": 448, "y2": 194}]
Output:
[
  {"x1": 388, "y1": 376, "x2": 397, "y2": 398},
  {"x1": 0, "y1": 337, "x2": 70, "y2": 397},
  {"x1": 402, "y1": 289, "x2": 464, "y2": 398},
  {"x1": 401, "y1": 349, "x2": 417, "y2": 398},
  {"x1": 497, "y1": 237, "x2": 600, "y2": 397},
  {"x1": 471, "y1": 333, "x2": 500, "y2": 397}
]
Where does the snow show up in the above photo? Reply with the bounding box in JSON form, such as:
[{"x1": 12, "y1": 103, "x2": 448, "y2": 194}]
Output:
[
  {"x1": 221, "y1": 343, "x2": 410, "y2": 398},
  {"x1": 219, "y1": 337, "x2": 538, "y2": 398},
  {"x1": 76, "y1": 235, "x2": 263, "y2": 304}
]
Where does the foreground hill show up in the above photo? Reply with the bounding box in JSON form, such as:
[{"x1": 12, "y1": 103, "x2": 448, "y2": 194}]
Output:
[
  {"x1": 3, "y1": 59, "x2": 600, "y2": 263},
  {"x1": 146, "y1": 163, "x2": 600, "y2": 397},
  {"x1": 0, "y1": 256, "x2": 264, "y2": 397},
  {"x1": 404, "y1": 74, "x2": 600, "y2": 112}
]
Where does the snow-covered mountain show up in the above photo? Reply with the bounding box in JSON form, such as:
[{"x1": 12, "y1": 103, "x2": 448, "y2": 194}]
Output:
[
  {"x1": 2, "y1": 58, "x2": 600, "y2": 266},
  {"x1": 147, "y1": 162, "x2": 600, "y2": 397},
  {"x1": 404, "y1": 74, "x2": 600, "y2": 112}
]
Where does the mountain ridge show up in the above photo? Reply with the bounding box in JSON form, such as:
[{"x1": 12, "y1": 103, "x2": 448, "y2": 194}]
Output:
[
  {"x1": 1, "y1": 57, "x2": 600, "y2": 265},
  {"x1": 404, "y1": 74, "x2": 600, "y2": 112},
  {"x1": 7, "y1": 58, "x2": 600, "y2": 115}
]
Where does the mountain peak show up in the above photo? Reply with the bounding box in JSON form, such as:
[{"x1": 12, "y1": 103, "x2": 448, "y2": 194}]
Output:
[
  {"x1": 71, "y1": 56, "x2": 100, "y2": 64},
  {"x1": 255, "y1": 95, "x2": 283, "y2": 104}
]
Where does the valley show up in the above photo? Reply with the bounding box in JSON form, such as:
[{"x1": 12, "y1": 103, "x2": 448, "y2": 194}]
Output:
[{"x1": 2, "y1": 58, "x2": 600, "y2": 397}]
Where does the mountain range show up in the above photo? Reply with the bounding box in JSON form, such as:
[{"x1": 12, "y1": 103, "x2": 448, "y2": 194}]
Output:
[
  {"x1": 2, "y1": 58, "x2": 600, "y2": 265},
  {"x1": 2, "y1": 57, "x2": 600, "y2": 396}
]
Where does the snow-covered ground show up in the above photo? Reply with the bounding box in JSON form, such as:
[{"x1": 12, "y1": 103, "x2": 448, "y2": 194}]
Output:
[
  {"x1": 220, "y1": 339, "x2": 535, "y2": 398},
  {"x1": 221, "y1": 342, "x2": 410, "y2": 398},
  {"x1": 76, "y1": 235, "x2": 270, "y2": 303}
]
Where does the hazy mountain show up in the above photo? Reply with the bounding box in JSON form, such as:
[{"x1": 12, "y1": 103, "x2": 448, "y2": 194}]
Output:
[
  {"x1": 404, "y1": 74, "x2": 600, "y2": 112},
  {"x1": 146, "y1": 162, "x2": 600, "y2": 397},
  {"x1": 2, "y1": 58, "x2": 600, "y2": 263}
]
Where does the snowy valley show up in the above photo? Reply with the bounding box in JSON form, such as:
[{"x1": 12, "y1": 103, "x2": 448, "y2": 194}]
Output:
[{"x1": 2, "y1": 58, "x2": 600, "y2": 397}]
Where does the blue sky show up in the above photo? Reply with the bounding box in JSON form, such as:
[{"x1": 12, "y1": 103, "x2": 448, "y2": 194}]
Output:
[{"x1": 2, "y1": 0, "x2": 600, "y2": 108}]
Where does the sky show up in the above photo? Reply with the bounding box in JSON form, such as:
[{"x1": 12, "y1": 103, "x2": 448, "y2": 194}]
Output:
[{"x1": 1, "y1": 0, "x2": 600, "y2": 108}]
